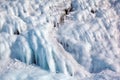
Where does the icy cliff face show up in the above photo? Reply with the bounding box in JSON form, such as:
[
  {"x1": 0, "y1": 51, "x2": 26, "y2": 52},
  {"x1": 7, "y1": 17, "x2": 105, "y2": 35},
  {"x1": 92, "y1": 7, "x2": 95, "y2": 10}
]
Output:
[{"x1": 0, "y1": 0, "x2": 120, "y2": 80}]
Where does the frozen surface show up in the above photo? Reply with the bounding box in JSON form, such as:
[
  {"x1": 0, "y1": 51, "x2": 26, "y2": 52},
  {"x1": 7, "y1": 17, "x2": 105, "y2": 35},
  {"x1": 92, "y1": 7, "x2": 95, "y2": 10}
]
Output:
[
  {"x1": 0, "y1": 0, "x2": 120, "y2": 80},
  {"x1": 0, "y1": 59, "x2": 77, "y2": 80}
]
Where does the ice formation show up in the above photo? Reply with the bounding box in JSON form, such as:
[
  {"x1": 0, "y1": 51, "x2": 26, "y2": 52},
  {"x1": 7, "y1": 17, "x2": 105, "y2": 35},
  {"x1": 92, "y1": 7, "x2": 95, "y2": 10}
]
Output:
[{"x1": 0, "y1": 0, "x2": 120, "y2": 80}]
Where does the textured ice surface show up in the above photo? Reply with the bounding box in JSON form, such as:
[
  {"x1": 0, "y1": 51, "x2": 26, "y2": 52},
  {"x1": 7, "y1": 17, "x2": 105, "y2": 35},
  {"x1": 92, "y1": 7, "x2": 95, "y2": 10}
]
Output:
[
  {"x1": 0, "y1": 0, "x2": 120, "y2": 80},
  {"x1": 57, "y1": 0, "x2": 120, "y2": 73},
  {"x1": 0, "y1": 59, "x2": 77, "y2": 80}
]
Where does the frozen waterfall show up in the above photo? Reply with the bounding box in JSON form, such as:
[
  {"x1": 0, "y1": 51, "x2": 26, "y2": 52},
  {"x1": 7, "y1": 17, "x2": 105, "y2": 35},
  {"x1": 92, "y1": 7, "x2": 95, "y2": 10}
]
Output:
[{"x1": 0, "y1": 0, "x2": 120, "y2": 80}]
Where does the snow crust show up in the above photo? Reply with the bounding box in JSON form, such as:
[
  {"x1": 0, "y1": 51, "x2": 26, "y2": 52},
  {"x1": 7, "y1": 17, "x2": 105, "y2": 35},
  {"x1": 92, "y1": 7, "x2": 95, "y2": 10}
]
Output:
[{"x1": 0, "y1": 0, "x2": 120, "y2": 80}]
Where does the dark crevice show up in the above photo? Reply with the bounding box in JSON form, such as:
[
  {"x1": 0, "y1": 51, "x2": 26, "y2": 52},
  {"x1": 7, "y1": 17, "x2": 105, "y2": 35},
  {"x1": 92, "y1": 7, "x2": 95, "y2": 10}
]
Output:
[
  {"x1": 91, "y1": 9, "x2": 96, "y2": 14},
  {"x1": 64, "y1": 4, "x2": 73, "y2": 15},
  {"x1": 53, "y1": 21, "x2": 59, "y2": 28},
  {"x1": 59, "y1": 3, "x2": 73, "y2": 24},
  {"x1": 58, "y1": 40, "x2": 69, "y2": 50},
  {"x1": 64, "y1": 3, "x2": 73, "y2": 15},
  {"x1": 14, "y1": 30, "x2": 20, "y2": 35},
  {"x1": 53, "y1": 3, "x2": 74, "y2": 28},
  {"x1": 31, "y1": 49, "x2": 37, "y2": 64}
]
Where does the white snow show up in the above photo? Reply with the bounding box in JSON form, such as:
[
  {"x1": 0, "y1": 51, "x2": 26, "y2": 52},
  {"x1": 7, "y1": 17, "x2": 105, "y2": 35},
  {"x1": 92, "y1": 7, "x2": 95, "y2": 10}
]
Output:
[{"x1": 0, "y1": 0, "x2": 120, "y2": 80}]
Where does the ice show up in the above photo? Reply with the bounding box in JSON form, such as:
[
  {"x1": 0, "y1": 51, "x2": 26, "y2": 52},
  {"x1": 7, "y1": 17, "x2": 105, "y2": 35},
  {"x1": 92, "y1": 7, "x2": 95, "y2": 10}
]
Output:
[
  {"x1": 85, "y1": 70, "x2": 120, "y2": 80},
  {"x1": 0, "y1": 36, "x2": 10, "y2": 60},
  {"x1": 0, "y1": 0, "x2": 120, "y2": 80},
  {"x1": 0, "y1": 59, "x2": 77, "y2": 80},
  {"x1": 57, "y1": 0, "x2": 120, "y2": 74}
]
